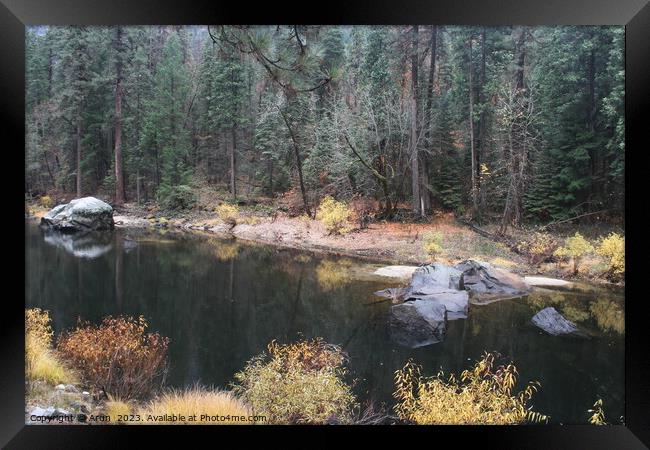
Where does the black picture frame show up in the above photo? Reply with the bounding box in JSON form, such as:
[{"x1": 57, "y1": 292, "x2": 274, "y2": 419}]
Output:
[{"x1": 2, "y1": 0, "x2": 648, "y2": 448}]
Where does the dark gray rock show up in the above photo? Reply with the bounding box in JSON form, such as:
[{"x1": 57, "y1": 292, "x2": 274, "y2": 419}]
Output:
[
  {"x1": 532, "y1": 306, "x2": 579, "y2": 336},
  {"x1": 379, "y1": 261, "x2": 530, "y2": 344},
  {"x1": 454, "y1": 260, "x2": 530, "y2": 303},
  {"x1": 410, "y1": 263, "x2": 463, "y2": 293},
  {"x1": 375, "y1": 263, "x2": 463, "y2": 303},
  {"x1": 389, "y1": 300, "x2": 447, "y2": 348},
  {"x1": 408, "y1": 290, "x2": 469, "y2": 320},
  {"x1": 41, "y1": 197, "x2": 114, "y2": 232}
]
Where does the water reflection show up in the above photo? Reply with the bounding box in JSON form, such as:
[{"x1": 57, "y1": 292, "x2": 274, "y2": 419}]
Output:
[
  {"x1": 315, "y1": 259, "x2": 354, "y2": 291},
  {"x1": 590, "y1": 298, "x2": 625, "y2": 335},
  {"x1": 42, "y1": 228, "x2": 113, "y2": 259},
  {"x1": 524, "y1": 286, "x2": 624, "y2": 335}
]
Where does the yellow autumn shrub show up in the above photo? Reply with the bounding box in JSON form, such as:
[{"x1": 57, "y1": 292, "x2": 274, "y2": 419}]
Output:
[
  {"x1": 232, "y1": 338, "x2": 357, "y2": 424},
  {"x1": 316, "y1": 196, "x2": 352, "y2": 235},
  {"x1": 40, "y1": 195, "x2": 54, "y2": 208},
  {"x1": 554, "y1": 232, "x2": 594, "y2": 274},
  {"x1": 588, "y1": 399, "x2": 607, "y2": 425},
  {"x1": 422, "y1": 231, "x2": 443, "y2": 259},
  {"x1": 216, "y1": 203, "x2": 239, "y2": 226},
  {"x1": 596, "y1": 233, "x2": 624, "y2": 279},
  {"x1": 393, "y1": 352, "x2": 547, "y2": 425},
  {"x1": 516, "y1": 232, "x2": 558, "y2": 266}
]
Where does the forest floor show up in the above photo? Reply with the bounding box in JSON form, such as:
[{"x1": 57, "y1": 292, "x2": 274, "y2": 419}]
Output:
[{"x1": 25, "y1": 193, "x2": 622, "y2": 285}]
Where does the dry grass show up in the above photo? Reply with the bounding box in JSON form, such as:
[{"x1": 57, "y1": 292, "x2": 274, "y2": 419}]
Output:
[
  {"x1": 26, "y1": 309, "x2": 77, "y2": 385},
  {"x1": 138, "y1": 386, "x2": 255, "y2": 424},
  {"x1": 105, "y1": 396, "x2": 132, "y2": 423},
  {"x1": 394, "y1": 352, "x2": 548, "y2": 425}
]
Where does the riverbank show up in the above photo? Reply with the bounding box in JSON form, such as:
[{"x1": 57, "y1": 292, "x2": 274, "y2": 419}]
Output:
[{"x1": 26, "y1": 199, "x2": 623, "y2": 286}]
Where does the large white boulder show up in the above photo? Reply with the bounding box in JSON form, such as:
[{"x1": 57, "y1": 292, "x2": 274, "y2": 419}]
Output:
[{"x1": 41, "y1": 197, "x2": 114, "y2": 232}]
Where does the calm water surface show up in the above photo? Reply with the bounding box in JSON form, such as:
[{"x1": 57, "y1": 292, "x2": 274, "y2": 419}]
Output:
[{"x1": 25, "y1": 221, "x2": 624, "y2": 424}]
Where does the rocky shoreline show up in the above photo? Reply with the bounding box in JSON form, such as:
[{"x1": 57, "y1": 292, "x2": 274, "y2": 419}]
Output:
[{"x1": 27, "y1": 199, "x2": 622, "y2": 287}]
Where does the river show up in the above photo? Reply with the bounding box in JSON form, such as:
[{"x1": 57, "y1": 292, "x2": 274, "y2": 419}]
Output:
[{"x1": 25, "y1": 221, "x2": 625, "y2": 424}]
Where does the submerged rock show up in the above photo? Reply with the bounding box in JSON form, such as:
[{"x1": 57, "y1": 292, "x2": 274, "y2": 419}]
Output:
[
  {"x1": 389, "y1": 300, "x2": 447, "y2": 348},
  {"x1": 532, "y1": 307, "x2": 579, "y2": 336},
  {"x1": 41, "y1": 197, "x2": 114, "y2": 232},
  {"x1": 454, "y1": 260, "x2": 530, "y2": 303}
]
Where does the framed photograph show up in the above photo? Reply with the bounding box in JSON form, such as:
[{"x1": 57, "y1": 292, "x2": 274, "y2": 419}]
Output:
[{"x1": 2, "y1": 0, "x2": 648, "y2": 447}]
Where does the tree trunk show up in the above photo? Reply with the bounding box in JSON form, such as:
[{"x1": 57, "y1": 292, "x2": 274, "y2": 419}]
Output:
[
  {"x1": 586, "y1": 34, "x2": 597, "y2": 207},
  {"x1": 422, "y1": 25, "x2": 437, "y2": 212},
  {"x1": 468, "y1": 34, "x2": 478, "y2": 218},
  {"x1": 231, "y1": 124, "x2": 237, "y2": 200},
  {"x1": 477, "y1": 28, "x2": 487, "y2": 216},
  {"x1": 278, "y1": 104, "x2": 310, "y2": 216},
  {"x1": 113, "y1": 26, "x2": 126, "y2": 205},
  {"x1": 410, "y1": 25, "x2": 422, "y2": 217},
  {"x1": 136, "y1": 168, "x2": 141, "y2": 204},
  {"x1": 47, "y1": 47, "x2": 53, "y2": 98},
  {"x1": 76, "y1": 112, "x2": 83, "y2": 198},
  {"x1": 268, "y1": 157, "x2": 274, "y2": 196},
  {"x1": 499, "y1": 27, "x2": 529, "y2": 236}
]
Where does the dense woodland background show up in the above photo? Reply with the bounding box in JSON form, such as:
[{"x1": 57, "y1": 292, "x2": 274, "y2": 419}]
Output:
[{"x1": 25, "y1": 25, "x2": 624, "y2": 232}]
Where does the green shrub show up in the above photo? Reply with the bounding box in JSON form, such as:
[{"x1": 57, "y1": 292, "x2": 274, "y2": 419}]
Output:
[
  {"x1": 232, "y1": 338, "x2": 357, "y2": 424},
  {"x1": 157, "y1": 185, "x2": 196, "y2": 211},
  {"x1": 316, "y1": 196, "x2": 352, "y2": 235},
  {"x1": 596, "y1": 233, "x2": 624, "y2": 280},
  {"x1": 393, "y1": 352, "x2": 547, "y2": 425},
  {"x1": 422, "y1": 231, "x2": 443, "y2": 259},
  {"x1": 554, "y1": 232, "x2": 594, "y2": 274}
]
